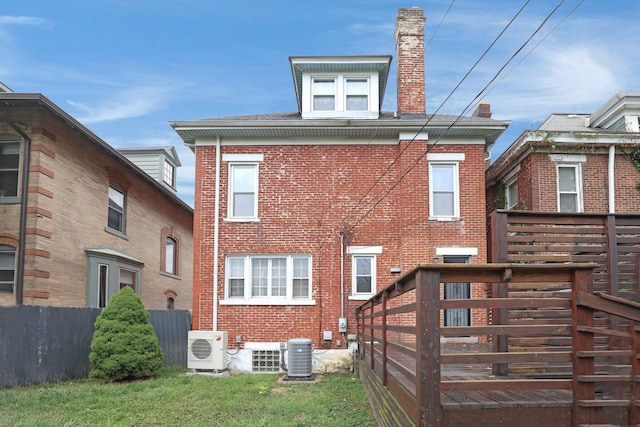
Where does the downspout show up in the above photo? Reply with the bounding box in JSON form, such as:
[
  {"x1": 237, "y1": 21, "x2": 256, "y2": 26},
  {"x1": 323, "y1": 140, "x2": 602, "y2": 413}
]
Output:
[
  {"x1": 213, "y1": 136, "x2": 221, "y2": 330},
  {"x1": 0, "y1": 112, "x2": 30, "y2": 305},
  {"x1": 339, "y1": 231, "x2": 345, "y2": 321},
  {"x1": 608, "y1": 145, "x2": 615, "y2": 213}
]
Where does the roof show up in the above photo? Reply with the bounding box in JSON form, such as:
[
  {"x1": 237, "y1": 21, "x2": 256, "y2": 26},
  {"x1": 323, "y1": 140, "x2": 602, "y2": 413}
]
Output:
[
  {"x1": 0, "y1": 93, "x2": 192, "y2": 214},
  {"x1": 170, "y1": 111, "x2": 510, "y2": 149},
  {"x1": 117, "y1": 146, "x2": 182, "y2": 167}
]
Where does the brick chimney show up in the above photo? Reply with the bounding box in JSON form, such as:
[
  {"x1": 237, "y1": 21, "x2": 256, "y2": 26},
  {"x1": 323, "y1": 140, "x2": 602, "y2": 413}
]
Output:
[
  {"x1": 472, "y1": 100, "x2": 492, "y2": 118},
  {"x1": 394, "y1": 7, "x2": 426, "y2": 118}
]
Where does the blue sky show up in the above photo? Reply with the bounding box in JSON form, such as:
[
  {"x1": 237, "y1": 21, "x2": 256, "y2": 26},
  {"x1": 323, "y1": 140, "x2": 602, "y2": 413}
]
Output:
[{"x1": 1, "y1": 1, "x2": 638, "y2": 207}]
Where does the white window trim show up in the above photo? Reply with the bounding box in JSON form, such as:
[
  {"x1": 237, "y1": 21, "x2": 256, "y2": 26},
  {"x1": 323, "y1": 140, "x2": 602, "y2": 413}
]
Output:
[
  {"x1": 505, "y1": 179, "x2": 518, "y2": 209},
  {"x1": 428, "y1": 161, "x2": 461, "y2": 220},
  {"x1": 226, "y1": 162, "x2": 259, "y2": 221},
  {"x1": 301, "y1": 72, "x2": 379, "y2": 119},
  {"x1": 222, "y1": 255, "x2": 315, "y2": 305},
  {"x1": 436, "y1": 247, "x2": 478, "y2": 257},
  {"x1": 347, "y1": 246, "x2": 381, "y2": 300},
  {"x1": 556, "y1": 163, "x2": 584, "y2": 213}
]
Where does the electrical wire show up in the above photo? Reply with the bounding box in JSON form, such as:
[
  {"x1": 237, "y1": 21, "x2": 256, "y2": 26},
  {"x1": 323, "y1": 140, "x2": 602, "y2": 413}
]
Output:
[
  {"x1": 345, "y1": 0, "x2": 571, "y2": 232},
  {"x1": 341, "y1": 0, "x2": 532, "y2": 229}
]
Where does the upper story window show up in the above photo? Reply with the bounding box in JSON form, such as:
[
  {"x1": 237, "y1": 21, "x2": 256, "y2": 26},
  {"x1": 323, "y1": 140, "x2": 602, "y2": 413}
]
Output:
[
  {"x1": 557, "y1": 164, "x2": 583, "y2": 212},
  {"x1": 428, "y1": 153, "x2": 464, "y2": 220},
  {"x1": 0, "y1": 136, "x2": 20, "y2": 202},
  {"x1": 506, "y1": 180, "x2": 518, "y2": 209},
  {"x1": 0, "y1": 245, "x2": 16, "y2": 293},
  {"x1": 107, "y1": 184, "x2": 126, "y2": 235},
  {"x1": 228, "y1": 163, "x2": 258, "y2": 220},
  {"x1": 224, "y1": 255, "x2": 313, "y2": 305},
  {"x1": 163, "y1": 159, "x2": 175, "y2": 188},
  {"x1": 165, "y1": 237, "x2": 177, "y2": 275},
  {"x1": 307, "y1": 74, "x2": 374, "y2": 118}
]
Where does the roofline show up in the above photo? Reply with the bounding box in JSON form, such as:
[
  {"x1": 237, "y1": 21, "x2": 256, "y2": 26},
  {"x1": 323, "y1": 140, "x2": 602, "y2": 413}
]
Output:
[{"x1": 0, "y1": 93, "x2": 192, "y2": 213}]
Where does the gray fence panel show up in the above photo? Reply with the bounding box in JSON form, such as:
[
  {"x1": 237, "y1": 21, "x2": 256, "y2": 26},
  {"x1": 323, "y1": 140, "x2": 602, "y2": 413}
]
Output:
[
  {"x1": 148, "y1": 310, "x2": 190, "y2": 366},
  {"x1": 0, "y1": 306, "x2": 191, "y2": 388}
]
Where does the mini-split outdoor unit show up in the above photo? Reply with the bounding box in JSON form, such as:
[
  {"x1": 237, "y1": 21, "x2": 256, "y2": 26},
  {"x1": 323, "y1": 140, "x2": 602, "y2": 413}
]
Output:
[
  {"x1": 187, "y1": 330, "x2": 228, "y2": 370},
  {"x1": 287, "y1": 338, "x2": 313, "y2": 377}
]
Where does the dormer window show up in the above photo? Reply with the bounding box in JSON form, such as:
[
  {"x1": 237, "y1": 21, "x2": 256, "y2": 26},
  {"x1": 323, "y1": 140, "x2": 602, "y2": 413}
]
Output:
[
  {"x1": 163, "y1": 159, "x2": 175, "y2": 187},
  {"x1": 290, "y1": 56, "x2": 392, "y2": 120}
]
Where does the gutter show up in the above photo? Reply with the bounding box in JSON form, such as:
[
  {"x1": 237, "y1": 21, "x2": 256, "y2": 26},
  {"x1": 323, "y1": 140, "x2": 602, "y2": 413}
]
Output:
[{"x1": 0, "y1": 111, "x2": 30, "y2": 305}]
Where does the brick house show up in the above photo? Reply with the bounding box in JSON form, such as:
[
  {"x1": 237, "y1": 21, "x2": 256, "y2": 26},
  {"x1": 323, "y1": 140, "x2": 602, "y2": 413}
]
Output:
[
  {"x1": 486, "y1": 92, "x2": 640, "y2": 214},
  {"x1": 0, "y1": 85, "x2": 193, "y2": 310},
  {"x1": 171, "y1": 7, "x2": 509, "y2": 372}
]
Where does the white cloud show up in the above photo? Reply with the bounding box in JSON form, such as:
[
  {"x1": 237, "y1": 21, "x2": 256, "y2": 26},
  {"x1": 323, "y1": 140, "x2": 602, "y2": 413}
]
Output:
[
  {"x1": 68, "y1": 86, "x2": 170, "y2": 124},
  {"x1": 0, "y1": 16, "x2": 51, "y2": 26}
]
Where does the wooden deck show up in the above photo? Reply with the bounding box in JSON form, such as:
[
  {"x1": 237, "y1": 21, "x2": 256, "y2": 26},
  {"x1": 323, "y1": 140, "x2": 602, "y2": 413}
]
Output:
[{"x1": 356, "y1": 263, "x2": 640, "y2": 427}]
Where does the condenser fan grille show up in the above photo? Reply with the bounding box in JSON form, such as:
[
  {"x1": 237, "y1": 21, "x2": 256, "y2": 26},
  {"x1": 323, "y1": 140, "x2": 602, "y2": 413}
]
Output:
[{"x1": 191, "y1": 338, "x2": 213, "y2": 360}]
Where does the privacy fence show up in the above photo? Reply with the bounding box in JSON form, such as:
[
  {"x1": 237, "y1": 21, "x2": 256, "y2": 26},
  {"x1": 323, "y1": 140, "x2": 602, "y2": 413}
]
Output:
[{"x1": 0, "y1": 306, "x2": 191, "y2": 388}]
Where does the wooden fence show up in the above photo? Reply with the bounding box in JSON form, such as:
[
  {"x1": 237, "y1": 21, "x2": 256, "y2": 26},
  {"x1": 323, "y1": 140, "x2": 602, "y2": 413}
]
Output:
[
  {"x1": 0, "y1": 306, "x2": 191, "y2": 388},
  {"x1": 356, "y1": 263, "x2": 640, "y2": 427}
]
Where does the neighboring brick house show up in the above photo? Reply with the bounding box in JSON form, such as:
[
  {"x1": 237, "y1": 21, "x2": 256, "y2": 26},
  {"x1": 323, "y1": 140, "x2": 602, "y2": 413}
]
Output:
[
  {"x1": 0, "y1": 85, "x2": 193, "y2": 310},
  {"x1": 171, "y1": 7, "x2": 509, "y2": 372},
  {"x1": 486, "y1": 92, "x2": 640, "y2": 214}
]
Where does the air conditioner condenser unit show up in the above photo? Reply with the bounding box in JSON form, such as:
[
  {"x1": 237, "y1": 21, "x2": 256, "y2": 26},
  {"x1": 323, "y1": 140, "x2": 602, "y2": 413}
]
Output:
[{"x1": 188, "y1": 330, "x2": 228, "y2": 370}]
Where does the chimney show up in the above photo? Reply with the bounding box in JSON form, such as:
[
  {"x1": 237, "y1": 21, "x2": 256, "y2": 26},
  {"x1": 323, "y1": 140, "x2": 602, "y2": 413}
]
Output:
[
  {"x1": 472, "y1": 100, "x2": 492, "y2": 119},
  {"x1": 394, "y1": 7, "x2": 426, "y2": 118}
]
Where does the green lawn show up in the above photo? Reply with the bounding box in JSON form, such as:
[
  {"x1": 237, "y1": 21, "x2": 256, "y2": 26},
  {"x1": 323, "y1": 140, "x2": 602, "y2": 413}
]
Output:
[{"x1": 0, "y1": 367, "x2": 376, "y2": 426}]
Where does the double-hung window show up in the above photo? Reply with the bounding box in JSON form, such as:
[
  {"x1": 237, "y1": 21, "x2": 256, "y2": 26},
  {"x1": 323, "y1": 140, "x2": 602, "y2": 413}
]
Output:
[
  {"x1": 163, "y1": 159, "x2": 175, "y2": 188},
  {"x1": 312, "y1": 78, "x2": 336, "y2": 111},
  {"x1": 165, "y1": 237, "x2": 177, "y2": 275},
  {"x1": 224, "y1": 255, "x2": 313, "y2": 304},
  {"x1": 0, "y1": 136, "x2": 20, "y2": 201},
  {"x1": 229, "y1": 163, "x2": 258, "y2": 220},
  {"x1": 107, "y1": 184, "x2": 126, "y2": 234},
  {"x1": 348, "y1": 246, "x2": 382, "y2": 299},
  {"x1": 0, "y1": 245, "x2": 16, "y2": 293},
  {"x1": 557, "y1": 164, "x2": 583, "y2": 212},
  {"x1": 506, "y1": 180, "x2": 518, "y2": 209},
  {"x1": 306, "y1": 74, "x2": 375, "y2": 118},
  {"x1": 345, "y1": 78, "x2": 369, "y2": 111},
  {"x1": 429, "y1": 157, "x2": 461, "y2": 219}
]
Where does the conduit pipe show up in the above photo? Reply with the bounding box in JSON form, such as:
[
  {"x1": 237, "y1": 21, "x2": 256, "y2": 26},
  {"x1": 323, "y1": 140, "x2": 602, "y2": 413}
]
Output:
[
  {"x1": 608, "y1": 145, "x2": 615, "y2": 213},
  {"x1": 213, "y1": 136, "x2": 221, "y2": 330}
]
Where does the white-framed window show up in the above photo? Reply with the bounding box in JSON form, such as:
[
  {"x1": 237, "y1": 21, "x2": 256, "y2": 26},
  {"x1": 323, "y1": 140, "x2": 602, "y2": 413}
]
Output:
[
  {"x1": 0, "y1": 136, "x2": 20, "y2": 202},
  {"x1": 348, "y1": 246, "x2": 382, "y2": 300},
  {"x1": 228, "y1": 163, "x2": 258, "y2": 220},
  {"x1": 163, "y1": 159, "x2": 175, "y2": 187},
  {"x1": 506, "y1": 179, "x2": 518, "y2": 209},
  {"x1": 165, "y1": 237, "x2": 177, "y2": 275},
  {"x1": 223, "y1": 255, "x2": 313, "y2": 305},
  {"x1": 429, "y1": 162, "x2": 460, "y2": 219},
  {"x1": 304, "y1": 73, "x2": 377, "y2": 118},
  {"x1": 557, "y1": 164, "x2": 583, "y2": 213},
  {"x1": 0, "y1": 245, "x2": 16, "y2": 293},
  {"x1": 107, "y1": 184, "x2": 126, "y2": 234}
]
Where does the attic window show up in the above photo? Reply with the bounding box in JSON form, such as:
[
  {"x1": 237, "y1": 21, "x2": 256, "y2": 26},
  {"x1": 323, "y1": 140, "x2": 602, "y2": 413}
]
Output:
[
  {"x1": 163, "y1": 159, "x2": 175, "y2": 187},
  {"x1": 303, "y1": 73, "x2": 378, "y2": 119}
]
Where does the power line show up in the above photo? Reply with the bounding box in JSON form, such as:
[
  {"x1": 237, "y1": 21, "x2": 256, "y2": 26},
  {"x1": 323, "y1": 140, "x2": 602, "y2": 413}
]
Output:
[
  {"x1": 345, "y1": 0, "x2": 571, "y2": 232},
  {"x1": 341, "y1": 0, "x2": 532, "y2": 229}
]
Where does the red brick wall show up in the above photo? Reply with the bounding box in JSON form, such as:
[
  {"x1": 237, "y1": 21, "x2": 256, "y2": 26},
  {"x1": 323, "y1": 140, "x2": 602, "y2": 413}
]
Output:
[{"x1": 193, "y1": 140, "x2": 489, "y2": 346}]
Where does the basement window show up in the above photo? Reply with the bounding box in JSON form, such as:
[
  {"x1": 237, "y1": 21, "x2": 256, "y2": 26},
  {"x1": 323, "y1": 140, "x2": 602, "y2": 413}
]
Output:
[{"x1": 252, "y1": 349, "x2": 280, "y2": 373}]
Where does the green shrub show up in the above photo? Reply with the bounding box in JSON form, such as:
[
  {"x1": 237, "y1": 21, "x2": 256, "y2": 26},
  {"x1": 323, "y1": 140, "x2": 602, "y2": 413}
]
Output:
[{"x1": 89, "y1": 286, "x2": 163, "y2": 381}]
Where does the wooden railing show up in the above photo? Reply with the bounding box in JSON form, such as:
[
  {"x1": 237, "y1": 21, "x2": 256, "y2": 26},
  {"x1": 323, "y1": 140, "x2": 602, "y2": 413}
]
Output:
[{"x1": 356, "y1": 263, "x2": 640, "y2": 427}]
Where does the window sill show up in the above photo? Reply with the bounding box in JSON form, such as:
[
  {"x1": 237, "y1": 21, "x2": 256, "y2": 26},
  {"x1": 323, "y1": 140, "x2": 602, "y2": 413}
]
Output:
[
  {"x1": 104, "y1": 227, "x2": 129, "y2": 240},
  {"x1": 220, "y1": 299, "x2": 316, "y2": 306},
  {"x1": 224, "y1": 218, "x2": 261, "y2": 223},
  {"x1": 348, "y1": 295, "x2": 374, "y2": 301},
  {"x1": 428, "y1": 216, "x2": 462, "y2": 222},
  {"x1": 160, "y1": 271, "x2": 181, "y2": 280},
  {"x1": 0, "y1": 197, "x2": 20, "y2": 204}
]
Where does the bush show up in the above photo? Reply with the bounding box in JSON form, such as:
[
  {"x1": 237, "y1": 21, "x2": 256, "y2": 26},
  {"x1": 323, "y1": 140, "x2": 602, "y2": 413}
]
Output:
[{"x1": 89, "y1": 286, "x2": 163, "y2": 381}]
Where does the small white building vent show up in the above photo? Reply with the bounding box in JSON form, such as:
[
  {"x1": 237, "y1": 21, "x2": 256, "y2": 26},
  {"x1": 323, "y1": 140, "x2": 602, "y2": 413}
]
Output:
[
  {"x1": 287, "y1": 338, "x2": 313, "y2": 377},
  {"x1": 188, "y1": 331, "x2": 228, "y2": 370}
]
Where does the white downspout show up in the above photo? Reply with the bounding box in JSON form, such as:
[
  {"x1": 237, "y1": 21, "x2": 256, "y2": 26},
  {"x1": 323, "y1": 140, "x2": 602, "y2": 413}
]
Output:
[
  {"x1": 608, "y1": 145, "x2": 615, "y2": 213},
  {"x1": 213, "y1": 136, "x2": 221, "y2": 330},
  {"x1": 339, "y1": 231, "x2": 345, "y2": 320}
]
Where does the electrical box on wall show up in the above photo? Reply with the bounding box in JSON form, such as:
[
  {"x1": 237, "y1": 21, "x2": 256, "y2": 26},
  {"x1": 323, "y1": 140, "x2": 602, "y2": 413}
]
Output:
[{"x1": 338, "y1": 317, "x2": 347, "y2": 333}]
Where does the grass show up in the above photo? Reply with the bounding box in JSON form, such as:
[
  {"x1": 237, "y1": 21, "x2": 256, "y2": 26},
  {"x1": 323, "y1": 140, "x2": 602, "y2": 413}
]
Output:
[{"x1": 0, "y1": 367, "x2": 376, "y2": 426}]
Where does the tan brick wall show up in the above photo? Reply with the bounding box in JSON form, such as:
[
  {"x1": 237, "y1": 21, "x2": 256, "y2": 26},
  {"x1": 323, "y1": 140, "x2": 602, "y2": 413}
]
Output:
[{"x1": 0, "y1": 107, "x2": 193, "y2": 310}]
